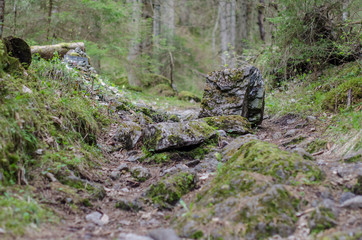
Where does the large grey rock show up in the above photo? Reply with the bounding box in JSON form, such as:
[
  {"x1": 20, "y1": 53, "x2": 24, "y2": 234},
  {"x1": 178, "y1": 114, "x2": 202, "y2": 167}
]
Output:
[
  {"x1": 143, "y1": 120, "x2": 217, "y2": 152},
  {"x1": 113, "y1": 121, "x2": 142, "y2": 149},
  {"x1": 198, "y1": 65, "x2": 265, "y2": 125},
  {"x1": 119, "y1": 233, "x2": 153, "y2": 240}
]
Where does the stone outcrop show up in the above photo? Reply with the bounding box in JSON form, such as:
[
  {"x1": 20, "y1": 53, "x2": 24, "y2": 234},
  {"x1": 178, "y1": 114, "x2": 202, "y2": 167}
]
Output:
[
  {"x1": 143, "y1": 116, "x2": 251, "y2": 152},
  {"x1": 199, "y1": 65, "x2": 265, "y2": 125}
]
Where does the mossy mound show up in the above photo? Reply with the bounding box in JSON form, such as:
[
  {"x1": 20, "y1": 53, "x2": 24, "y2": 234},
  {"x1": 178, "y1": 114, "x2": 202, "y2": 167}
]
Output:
[
  {"x1": 178, "y1": 91, "x2": 201, "y2": 102},
  {"x1": 149, "y1": 83, "x2": 176, "y2": 97},
  {"x1": 229, "y1": 140, "x2": 324, "y2": 183},
  {"x1": 146, "y1": 171, "x2": 197, "y2": 208},
  {"x1": 0, "y1": 41, "x2": 23, "y2": 75},
  {"x1": 174, "y1": 140, "x2": 326, "y2": 239}
]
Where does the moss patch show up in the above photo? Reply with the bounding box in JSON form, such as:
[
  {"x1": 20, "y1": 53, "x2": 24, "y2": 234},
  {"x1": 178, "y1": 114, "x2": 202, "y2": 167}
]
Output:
[
  {"x1": 146, "y1": 172, "x2": 197, "y2": 208},
  {"x1": 229, "y1": 140, "x2": 323, "y2": 183}
]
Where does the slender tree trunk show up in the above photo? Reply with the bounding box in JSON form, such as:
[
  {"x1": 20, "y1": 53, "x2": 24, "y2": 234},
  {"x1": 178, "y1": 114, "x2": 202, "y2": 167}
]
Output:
[
  {"x1": 230, "y1": 0, "x2": 236, "y2": 48},
  {"x1": 13, "y1": 0, "x2": 17, "y2": 35},
  {"x1": 161, "y1": 0, "x2": 175, "y2": 44},
  {"x1": 127, "y1": 0, "x2": 142, "y2": 86},
  {"x1": 342, "y1": 0, "x2": 349, "y2": 21},
  {"x1": 153, "y1": 1, "x2": 161, "y2": 46},
  {"x1": 212, "y1": 6, "x2": 220, "y2": 68},
  {"x1": 257, "y1": 0, "x2": 266, "y2": 42},
  {"x1": 47, "y1": 0, "x2": 53, "y2": 40},
  {"x1": 219, "y1": 1, "x2": 228, "y2": 65},
  {"x1": 0, "y1": 0, "x2": 5, "y2": 39}
]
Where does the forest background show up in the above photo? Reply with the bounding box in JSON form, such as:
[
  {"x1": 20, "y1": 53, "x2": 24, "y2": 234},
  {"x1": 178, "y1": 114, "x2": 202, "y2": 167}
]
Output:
[{"x1": 4, "y1": 0, "x2": 360, "y2": 96}]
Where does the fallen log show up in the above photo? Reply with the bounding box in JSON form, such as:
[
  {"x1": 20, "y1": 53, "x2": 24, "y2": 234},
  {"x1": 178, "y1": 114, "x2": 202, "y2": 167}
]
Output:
[{"x1": 31, "y1": 42, "x2": 85, "y2": 60}]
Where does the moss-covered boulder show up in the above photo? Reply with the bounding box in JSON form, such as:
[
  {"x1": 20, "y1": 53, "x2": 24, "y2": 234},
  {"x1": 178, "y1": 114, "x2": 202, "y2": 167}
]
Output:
[
  {"x1": 178, "y1": 91, "x2": 201, "y2": 102},
  {"x1": 143, "y1": 120, "x2": 217, "y2": 152},
  {"x1": 174, "y1": 140, "x2": 324, "y2": 239},
  {"x1": 200, "y1": 115, "x2": 251, "y2": 134},
  {"x1": 146, "y1": 171, "x2": 197, "y2": 208},
  {"x1": 0, "y1": 40, "x2": 23, "y2": 75},
  {"x1": 199, "y1": 65, "x2": 265, "y2": 126},
  {"x1": 228, "y1": 140, "x2": 324, "y2": 183},
  {"x1": 113, "y1": 121, "x2": 143, "y2": 150}
]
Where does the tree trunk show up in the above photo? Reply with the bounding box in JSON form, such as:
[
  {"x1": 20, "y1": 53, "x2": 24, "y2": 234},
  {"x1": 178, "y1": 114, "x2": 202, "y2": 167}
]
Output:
[
  {"x1": 219, "y1": 1, "x2": 228, "y2": 65},
  {"x1": 161, "y1": 0, "x2": 175, "y2": 44},
  {"x1": 47, "y1": 0, "x2": 53, "y2": 41},
  {"x1": 31, "y1": 42, "x2": 85, "y2": 60},
  {"x1": 236, "y1": 0, "x2": 248, "y2": 53},
  {"x1": 0, "y1": 0, "x2": 5, "y2": 39},
  {"x1": 342, "y1": 0, "x2": 349, "y2": 21},
  {"x1": 13, "y1": 0, "x2": 17, "y2": 35},
  {"x1": 127, "y1": 0, "x2": 142, "y2": 86},
  {"x1": 257, "y1": 0, "x2": 266, "y2": 42},
  {"x1": 230, "y1": 0, "x2": 236, "y2": 48},
  {"x1": 153, "y1": 1, "x2": 161, "y2": 46},
  {"x1": 212, "y1": 6, "x2": 220, "y2": 68}
]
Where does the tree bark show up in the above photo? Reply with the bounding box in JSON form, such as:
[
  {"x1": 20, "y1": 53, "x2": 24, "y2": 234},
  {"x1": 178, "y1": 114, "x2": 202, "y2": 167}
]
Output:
[
  {"x1": 31, "y1": 42, "x2": 85, "y2": 60},
  {"x1": 13, "y1": 0, "x2": 17, "y2": 35},
  {"x1": 161, "y1": 0, "x2": 175, "y2": 44},
  {"x1": 212, "y1": 6, "x2": 220, "y2": 68},
  {"x1": 127, "y1": 0, "x2": 142, "y2": 86},
  {"x1": 257, "y1": 0, "x2": 266, "y2": 42},
  {"x1": 230, "y1": 0, "x2": 236, "y2": 48},
  {"x1": 0, "y1": 0, "x2": 5, "y2": 39},
  {"x1": 47, "y1": 0, "x2": 53, "y2": 40},
  {"x1": 153, "y1": 1, "x2": 161, "y2": 46},
  {"x1": 219, "y1": 1, "x2": 228, "y2": 65}
]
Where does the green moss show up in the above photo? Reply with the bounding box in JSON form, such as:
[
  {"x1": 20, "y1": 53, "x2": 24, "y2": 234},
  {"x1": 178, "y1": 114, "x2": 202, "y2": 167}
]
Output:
[
  {"x1": 115, "y1": 199, "x2": 142, "y2": 212},
  {"x1": 178, "y1": 91, "x2": 201, "y2": 102},
  {"x1": 309, "y1": 208, "x2": 336, "y2": 234},
  {"x1": 306, "y1": 138, "x2": 328, "y2": 153},
  {"x1": 146, "y1": 172, "x2": 197, "y2": 208},
  {"x1": 353, "y1": 175, "x2": 362, "y2": 195},
  {"x1": 202, "y1": 115, "x2": 251, "y2": 134},
  {"x1": 229, "y1": 140, "x2": 323, "y2": 183}
]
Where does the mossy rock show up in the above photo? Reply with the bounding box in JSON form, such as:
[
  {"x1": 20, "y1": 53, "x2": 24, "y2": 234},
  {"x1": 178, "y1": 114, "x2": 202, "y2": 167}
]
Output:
[
  {"x1": 308, "y1": 207, "x2": 336, "y2": 234},
  {"x1": 58, "y1": 175, "x2": 105, "y2": 200},
  {"x1": 149, "y1": 83, "x2": 176, "y2": 97},
  {"x1": 306, "y1": 138, "x2": 328, "y2": 153},
  {"x1": 178, "y1": 91, "x2": 201, "y2": 102},
  {"x1": 229, "y1": 140, "x2": 324, "y2": 183},
  {"x1": 143, "y1": 120, "x2": 217, "y2": 152},
  {"x1": 146, "y1": 171, "x2": 197, "y2": 208},
  {"x1": 200, "y1": 115, "x2": 251, "y2": 134},
  {"x1": 174, "y1": 140, "x2": 326, "y2": 239}
]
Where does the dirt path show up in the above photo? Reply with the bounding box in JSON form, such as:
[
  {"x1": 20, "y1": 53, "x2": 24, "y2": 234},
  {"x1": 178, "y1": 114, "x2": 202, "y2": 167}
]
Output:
[{"x1": 24, "y1": 107, "x2": 361, "y2": 240}]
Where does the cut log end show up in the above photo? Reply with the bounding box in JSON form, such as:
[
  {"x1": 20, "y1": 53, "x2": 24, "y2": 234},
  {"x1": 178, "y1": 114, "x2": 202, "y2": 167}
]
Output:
[{"x1": 4, "y1": 36, "x2": 32, "y2": 69}]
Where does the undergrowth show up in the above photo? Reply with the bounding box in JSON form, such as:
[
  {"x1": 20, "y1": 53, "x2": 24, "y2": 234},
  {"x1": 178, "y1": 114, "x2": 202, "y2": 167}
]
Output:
[{"x1": 0, "y1": 54, "x2": 110, "y2": 235}]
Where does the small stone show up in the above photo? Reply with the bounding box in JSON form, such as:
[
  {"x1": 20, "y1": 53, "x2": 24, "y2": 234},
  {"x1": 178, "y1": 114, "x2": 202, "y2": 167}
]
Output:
[
  {"x1": 219, "y1": 140, "x2": 229, "y2": 148},
  {"x1": 284, "y1": 129, "x2": 297, "y2": 138},
  {"x1": 85, "y1": 211, "x2": 109, "y2": 226},
  {"x1": 110, "y1": 171, "x2": 121, "y2": 180},
  {"x1": 119, "y1": 233, "x2": 153, "y2": 240},
  {"x1": 115, "y1": 199, "x2": 143, "y2": 212},
  {"x1": 340, "y1": 196, "x2": 362, "y2": 209},
  {"x1": 117, "y1": 163, "x2": 129, "y2": 171},
  {"x1": 66, "y1": 198, "x2": 73, "y2": 203},
  {"x1": 272, "y1": 132, "x2": 282, "y2": 139},
  {"x1": 292, "y1": 148, "x2": 314, "y2": 160},
  {"x1": 35, "y1": 149, "x2": 44, "y2": 155},
  {"x1": 130, "y1": 166, "x2": 151, "y2": 182},
  {"x1": 148, "y1": 228, "x2": 179, "y2": 240},
  {"x1": 286, "y1": 119, "x2": 296, "y2": 125},
  {"x1": 217, "y1": 130, "x2": 227, "y2": 138},
  {"x1": 340, "y1": 192, "x2": 356, "y2": 204},
  {"x1": 306, "y1": 116, "x2": 317, "y2": 123},
  {"x1": 22, "y1": 85, "x2": 33, "y2": 94},
  {"x1": 0, "y1": 227, "x2": 6, "y2": 234}
]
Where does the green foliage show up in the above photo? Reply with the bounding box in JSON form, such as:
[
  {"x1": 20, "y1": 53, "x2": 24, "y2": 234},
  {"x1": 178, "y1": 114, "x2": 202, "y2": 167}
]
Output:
[
  {"x1": 263, "y1": 0, "x2": 360, "y2": 82},
  {"x1": 0, "y1": 188, "x2": 55, "y2": 235}
]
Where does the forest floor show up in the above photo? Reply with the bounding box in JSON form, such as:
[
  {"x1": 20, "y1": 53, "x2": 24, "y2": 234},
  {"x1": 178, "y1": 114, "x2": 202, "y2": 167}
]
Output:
[{"x1": 21, "y1": 100, "x2": 361, "y2": 240}]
